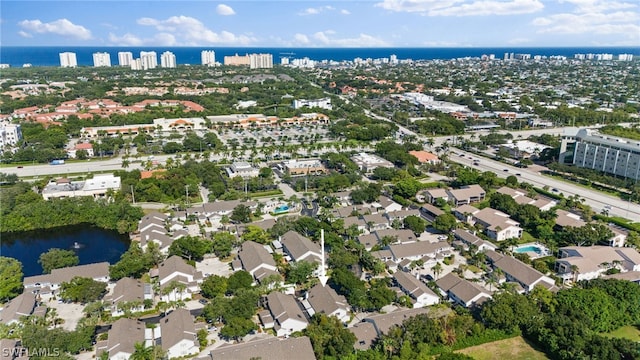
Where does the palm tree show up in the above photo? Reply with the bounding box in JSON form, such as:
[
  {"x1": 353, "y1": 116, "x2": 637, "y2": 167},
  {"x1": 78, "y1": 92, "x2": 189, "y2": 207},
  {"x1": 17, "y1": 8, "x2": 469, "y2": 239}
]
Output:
[{"x1": 431, "y1": 262, "x2": 443, "y2": 280}]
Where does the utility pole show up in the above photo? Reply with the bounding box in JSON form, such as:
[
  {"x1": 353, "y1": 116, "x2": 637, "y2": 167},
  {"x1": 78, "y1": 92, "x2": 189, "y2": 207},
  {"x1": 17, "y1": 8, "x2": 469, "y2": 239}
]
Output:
[
  {"x1": 131, "y1": 185, "x2": 136, "y2": 204},
  {"x1": 185, "y1": 185, "x2": 189, "y2": 205}
]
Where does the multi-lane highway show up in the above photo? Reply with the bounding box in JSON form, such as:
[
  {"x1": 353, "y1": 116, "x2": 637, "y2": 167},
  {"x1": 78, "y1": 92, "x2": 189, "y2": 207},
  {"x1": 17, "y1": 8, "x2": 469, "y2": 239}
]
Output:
[{"x1": 449, "y1": 149, "x2": 640, "y2": 219}]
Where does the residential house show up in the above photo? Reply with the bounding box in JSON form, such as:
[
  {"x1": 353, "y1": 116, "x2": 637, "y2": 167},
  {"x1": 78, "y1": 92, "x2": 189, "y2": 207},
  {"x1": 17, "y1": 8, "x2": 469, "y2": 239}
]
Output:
[
  {"x1": 424, "y1": 188, "x2": 449, "y2": 204},
  {"x1": 24, "y1": 262, "x2": 110, "y2": 295},
  {"x1": 189, "y1": 200, "x2": 257, "y2": 221},
  {"x1": 210, "y1": 336, "x2": 316, "y2": 360},
  {"x1": 265, "y1": 291, "x2": 309, "y2": 337},
  {"x1": 554, "y1": 209, "x2": 586, "y2": 229},
  {"x1": 0, "y1": 292, "x2": 45, "y2": 325},
  {"x1": 474, "y1": 207, "x2": 523, "y2": 241},
  {"x1": 139, "y1": 230, "x2": 174, "y2": 254},
  {"x1": 485, "y1": 250, "x2": 556, "y2": 292},
  {"x1": 357, "y1": 233, "x2": 380, "y2": 251},
  {"x1": 375, "y1": 196, "x2": 403, "y2": 213},
  {"x1": 157, "y1": 256, "x2": 203, "y2": 301},
  {"x1": 419, "y1": 204, "x2": 444, "y2": 221},
  {"x1": 408, "y1": 150, "x2": 441, "y2": 165},
  {"x1": 108, "y1": 277, "x2": 152, "y2": 317},
  {"x1": 495, "y1": 187, "x2": 556, "y2": 211},
  {"x1": 96, "y1": 318, "x2": 148, "y2": 360},
  {"x1": 362, "y1": 213, "x2": 389, "y2": 232},
  {"x1": 452, "y1": 229, "x2": 497, "y2": 252},
  {"x1": 385, "y1": 209, "x2": 422, "y2": 224},
  {"x1": 160, "y1": 309, "x2": 199, "y2": 359},
  {"x1": 236, "y1": 241, "x2": 279, "y2": 283},
  {"x1": 359, "y1": 307, "x2": 447, "y2": 341},
  {"x1": 386, "y1": 240, "x2": 453, "y2": 263},
  {"x1": 303, "y1": 284, "x2": 350, "y2": 323},
  {"x1": 280, "y1": 231, "x2": 322, "y2": 264},
  {"x1": 608, "y1": 225, "x2": 629, "y2": 247},
  {"x1": 393, "y1": 271, "x2": 439, "y2": 308},
  {"x1": 447, "y1": 185, "x2": 486, "y2": 206},
  {"x1": 453, "y1": 204, "x2": 479, "y2": 223},
  {"x1": 436, "y1": 273, "x2": 492, "y2": 308},
  {"x1": 555, "y1": 246, "x2": 640, "y2": 282},
  {"x1": 375, "y1": 229, "x2": 419, "y2": 245}
]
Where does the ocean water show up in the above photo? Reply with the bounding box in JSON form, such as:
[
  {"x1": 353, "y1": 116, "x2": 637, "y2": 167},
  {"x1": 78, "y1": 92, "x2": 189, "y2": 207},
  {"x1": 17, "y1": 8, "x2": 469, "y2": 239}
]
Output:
[{"x1": 1, "y1": 46, "x2": 639, "y2": 68}]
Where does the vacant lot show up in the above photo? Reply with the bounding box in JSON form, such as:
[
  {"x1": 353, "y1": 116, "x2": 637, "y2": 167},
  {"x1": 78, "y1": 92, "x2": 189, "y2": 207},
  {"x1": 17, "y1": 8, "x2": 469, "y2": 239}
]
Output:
[
  {"x1": 603, "y1": 325, "x2": 640, "y2": 342},
  {"x1": 456, "y1": 336, "x2": 548, "y2": 360}
]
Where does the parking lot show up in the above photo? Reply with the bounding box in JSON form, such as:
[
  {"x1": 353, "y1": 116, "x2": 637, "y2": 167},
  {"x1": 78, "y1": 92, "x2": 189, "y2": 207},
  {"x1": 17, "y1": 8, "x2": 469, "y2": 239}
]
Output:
[{"x1": 196, "y1": 256, "x2": 234, "y2": 278}]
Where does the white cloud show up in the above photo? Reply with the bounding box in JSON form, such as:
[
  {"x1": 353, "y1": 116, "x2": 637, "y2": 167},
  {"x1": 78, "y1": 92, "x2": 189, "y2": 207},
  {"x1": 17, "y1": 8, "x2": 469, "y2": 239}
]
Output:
[
  {"x1": 312, "y1": 31, "x2": 389, "y2": 47},
  {"x1": 18, "y1": 18, "x2": 91, "y2": 39},
  {"x1": 136, "y1": 15, "x2": 254, "y2": 45},
  {"x1": 375, "y1": 0, "x2": 543, "y2": 16},
  {"x1": 340, "y1": 9, "x2": 351, "y2": 15},
  {"x1": 18, "y1": 30, "x2": 32, "y2": 38},
  {"x1": 430, "y1": 0, "x2": 543, "y2": 16},
  {"x1": 533, "y1": 2, "x2": 640, "y2": 39},
  {"x1": 508, "y1": 37, "x2": 531, "y2": 44},
  {"x1": 108, "y1": 33, "x2": 143, "y2": 46},
  {"x1": 216, "y1": 4, "x2": 236, "y2": 16},
  {"x1": 299, "y1": 5, "x2": 346, "y2": 16},
  {"x1": 293, "y1": 33, "x2": 310, "y2": 44},
  {"x1": 107, "y1": 32, "x2": 177, "y2": 46}
]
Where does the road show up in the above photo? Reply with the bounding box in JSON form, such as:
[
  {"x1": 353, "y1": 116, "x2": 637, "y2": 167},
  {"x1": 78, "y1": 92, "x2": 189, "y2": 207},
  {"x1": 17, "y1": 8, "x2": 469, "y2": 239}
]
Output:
[{"x1": 449, "y1": 149, "x2": 640, "y2": 219}]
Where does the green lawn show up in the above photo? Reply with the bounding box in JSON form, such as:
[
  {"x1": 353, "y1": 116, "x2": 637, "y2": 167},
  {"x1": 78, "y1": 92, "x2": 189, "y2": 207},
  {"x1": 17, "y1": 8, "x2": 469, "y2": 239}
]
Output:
[
  {"x1": 602, "y1": 326, "x2": 640, "y2": 342},
  {"x1": 456, "y1": 336, "x2": 549, "y2": 360}
]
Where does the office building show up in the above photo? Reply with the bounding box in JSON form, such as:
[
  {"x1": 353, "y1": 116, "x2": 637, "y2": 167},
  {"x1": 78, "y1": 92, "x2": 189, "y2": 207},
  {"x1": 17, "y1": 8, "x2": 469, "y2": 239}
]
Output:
[
  {"x1": 249, "y1": 53, "x2": 273, "y2": 69},
  {"x1": 140, "y1": 51, "x2": 158, "y2": 70},
  {"x1": 118, "y1": 52, "x2": 134, "y2": 66},
  {"x1": 92, "y1": 52, "x2": 111, "y2": 67},
  {"x1": 160, "y1": 51, "x2": 177, "y2": 68},
  {"x1": 59, "y1": 52, "x2": 77, "y2": 68},
  {"x1": 571, "y1": 129, "x2": 640, "y2": 180},
  {"x1": 201, "y1": 50, "x2": 216, "y2": 66}
]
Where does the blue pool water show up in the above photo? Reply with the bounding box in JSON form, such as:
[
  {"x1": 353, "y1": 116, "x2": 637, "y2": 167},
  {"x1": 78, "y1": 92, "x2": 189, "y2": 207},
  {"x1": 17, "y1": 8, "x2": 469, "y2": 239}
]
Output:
[{"x1": 514, "y1": 245, "x2": 542, "y2": 254}]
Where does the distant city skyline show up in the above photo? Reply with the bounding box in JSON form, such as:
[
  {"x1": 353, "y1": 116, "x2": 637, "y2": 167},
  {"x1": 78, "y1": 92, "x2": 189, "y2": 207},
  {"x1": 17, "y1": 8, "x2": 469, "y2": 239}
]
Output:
[{"x1": 2, "y1": 0, "x2": 639, "y2": 48}]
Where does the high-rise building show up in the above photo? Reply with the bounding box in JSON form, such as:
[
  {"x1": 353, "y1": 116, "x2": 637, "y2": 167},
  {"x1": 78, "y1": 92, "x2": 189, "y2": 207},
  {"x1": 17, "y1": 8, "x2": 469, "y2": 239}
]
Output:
[
  {"x1": 570, "y1": 129, "x2": 640, "y2": 180},
  {"x1": 118, "y1": 52, "x2": 133, "y2": 66},
  {"x1": 130, "y1": 58, "x2": 143, "y2": 71},
  {"x1": 201, "y1": 50, "x2": 216, "y2": 66},
  {"x1": 390, "y1": 54, "x2": 398, "y2": 65},
  {"x1": 160, "y1": 51, "x2": 177, "y2": 68},
  {"x1": 92, "y1": 52, "x2": 111, "y2": 67},
  {"x1": 249, "y1": 53, "x2": 273, "y2": 69},
  {"x1": 59, "y1": 52, "x2": 78, "y2": 68},
  {"x1": 140, "y1": 51, "x2": 158, "y2": 70},
  {"x1": 224, "y1": 53, "x2": 250, "y2": 66},
  {"x1": 0, "y1": 124, "x2": 22, "y2": 149}
]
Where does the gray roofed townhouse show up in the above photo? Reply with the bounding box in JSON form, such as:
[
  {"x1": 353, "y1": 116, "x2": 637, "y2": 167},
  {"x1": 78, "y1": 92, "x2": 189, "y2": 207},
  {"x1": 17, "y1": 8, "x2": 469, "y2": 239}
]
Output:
[
  {"x1": 556, "y1": 246, "x2": 640, "y2": 282},
  {"x1": 362, "y1": 213, "x2": 389, "y2": 231},
  {"x1": 452, "y1": 229, "x2": 497, "y2": 252},
  {"x1": 436, "y1": 272, "x2": 492, "y2": 308},
  {"x1": 210, "y1": 336, "x2": 316, "y2": 360},
  {"x1": 0, "y1": 292, "x2": 39, "y2": 324},
  {"x1": 137, "y1": 216, "x2": 166, "y2": 233},
  {"x1": 343, "y1": 216, "x2": 366, "y2": 229},
  {"x1": 362, "y1": 307, "x2": 450, "y2": 336},
  {"x1": 385, "y1": 209, "x2": 422, "y2": 222},
  {"x1": 350, "y1": 322, "x2": 378, "y2": 350},
  {"x1": 305, "y1": 284, "x2": 350, "y2": 322},
  {"x1": 158, "y1": 255, "x2": 203, "y2": 288},
  {"x1": 266, "y1": 291, "x2": 309, "y2": 337},
  {"x1": 376, "y1": 195, "x2": 402, "y2": 212},
  {"x1": 237, "y1": 241, "x2": 277, "y2": 277},
  {"x1": 471, "y1": 207, "x2": 523, "y2": 241},
  {"x1": 160, "y1": 308, "x2": 199, "y2": 358},
  {"x1": 98, "y1": 318, "x2": 146, "y2": 360},
  {"x1": 424, "y1": 188, "x2": 449, "y2": 203},
  {"x1": 376, "y1": 229, "x2": 419, "y2": 244},
  {"x1": 388, "y1": 240, "x2": 452, "y2": 262},
  {"x1": 485, "y1": 250, "x2": 556, "y2": 292},
  {"x1": 110, "y1": 277, "x2": 147, "y2": 304},
  {"x1": 280, "y1": 230, "x2": 321, "y2": 263},
  {"x1": 357, "y1": 233, "x2": 380, "y2": 250},
  {"x1": 555, "y1": 209, "x2": 587, "y2": 228},
  {"x1": 0, "y1": 339, "x2": 21, "y2": 360},
  {"x1": 24, "y1": 262, "x2": 110, "y2": 290},
  {"x1": 447, "y1": 184, "x2": 486, "y2": 206},
  {"x1": 140, "y1": 229, "x2": 174, "y2": 252},
  {"x1": 393, "y1": 271, "x2": 439, "y2": 307},
  {"x1": 189, "y1": 200, "x2": 257, "y2": 217},
  {"x1": 420, "y1": 203, "x2": 445, "y2": 218},
  {"x1": 333, "y1": 205, "x2": 359, "y2": 218}
]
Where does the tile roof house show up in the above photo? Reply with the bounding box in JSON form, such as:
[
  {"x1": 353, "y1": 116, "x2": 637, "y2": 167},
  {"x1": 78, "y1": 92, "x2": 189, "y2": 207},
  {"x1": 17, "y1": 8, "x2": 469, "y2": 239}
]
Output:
[
  {"x1": 554, "y1": 209, "x2": 587, "y2": 229},
  {"x1": 108, "y1": 277, "x2": 153, "y2": 317},
  {"x1": 409, "y1": 150, "x2": 440, "y2": 165},
  {"x1": 555, "y1": 246, "x2": 640, "y2": 282},
  {"x1": 452, "y1": 229, "x2": 498, "y2": 252},
  {"x1": 303, "y1": 284, "x2": 350, "y2": 323},
  {"x1": 280, "y1": 231, "x2": 322, "y2": 264},
  {"x1": 160, "y1": 309, "x2": 199, "y2": 359},
  {"x1": 485, "y1": 250, "x2": 556, "y2": 292},
  {"x1": 157, "y1": 256, "x2": 203, "y2": 301},
  {"x1": 210, "y1": 336, "x2": 316, "y2": 360},
  {"x1": 471, "y1": 207, "x2": 523, "y2": 241},
  {"x1": 237, "y1": 241, "x2": 278, "y2": 282},
  {"x1": 393, "y1": 271, "x2": 440, "y2": 308},
  {"x1": 24, "y1": 262, "x2": 110, "y2": 293},
  {"x1": 350, "y1": 322, "x2": 378, "y2": 350},
  {"x1": 265, "y1": 291, "x2": 309, "y2": 337},
  {"x1": 436, "y1": 273, "x2": 492, "y2": 308},
  {"x1": 97, "y1": 318, "x2": 148, "y2": 360}
]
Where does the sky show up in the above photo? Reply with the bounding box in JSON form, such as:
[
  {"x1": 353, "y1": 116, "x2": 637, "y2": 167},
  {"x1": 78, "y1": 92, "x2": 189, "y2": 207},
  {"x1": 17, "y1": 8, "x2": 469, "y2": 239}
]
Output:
[{"x1": 1, "y1": 0, "x2": 639, "y2": 47}]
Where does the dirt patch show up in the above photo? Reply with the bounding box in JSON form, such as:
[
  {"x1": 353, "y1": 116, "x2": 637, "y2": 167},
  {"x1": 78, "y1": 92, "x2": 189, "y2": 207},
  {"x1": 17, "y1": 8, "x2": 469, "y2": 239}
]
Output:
[{"x1": 456, "y1": 336, "x2": 548, "y2": 360}]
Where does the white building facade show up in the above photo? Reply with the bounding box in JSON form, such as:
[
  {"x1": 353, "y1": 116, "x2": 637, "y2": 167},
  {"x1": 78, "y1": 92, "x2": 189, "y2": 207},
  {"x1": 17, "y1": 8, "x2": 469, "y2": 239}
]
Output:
[
  {"x1": 160, "y1": 51, "x2": 177, "y2": 68},
  {"x1": 118, "y1": 52, "x2": 133, "y2": 66},
  {"x1": 249, "y1": 53, "x2": 273, "y2": 69},
  {"x1": 59, "y1": 52, "x2": 77, "y2": 68},
  {"x1": 572, "y1": 129, "x2": 640, "y2": 180},
  {"x1": 201, "y1": 50, "x2": 216, "y2": 66},
  {"x1": 140, "y1": 51, "x2": 158, "y2": 70},
  {"x1": 93, "y1": 52, "x2": 112, "y2": 67},
  {"x1": 0, "y1": 123, "x2": 22, "y2": 149}
]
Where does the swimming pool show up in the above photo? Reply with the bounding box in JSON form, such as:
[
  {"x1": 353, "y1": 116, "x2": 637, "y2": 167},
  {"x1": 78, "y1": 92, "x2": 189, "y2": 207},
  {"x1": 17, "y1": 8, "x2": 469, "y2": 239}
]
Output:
[
  {"x1": 273, "y1": 205, "x2": 290, "y2": 214},
  {"x1": 514, "y1": 245, "x2": 543, "y2": 254}
]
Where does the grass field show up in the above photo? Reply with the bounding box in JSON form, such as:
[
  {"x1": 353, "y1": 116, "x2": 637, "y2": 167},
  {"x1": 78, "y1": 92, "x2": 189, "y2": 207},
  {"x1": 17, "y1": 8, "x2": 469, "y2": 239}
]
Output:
[
  {"x1": 603, "y1": 325, "x2": 640, "y2": 342},
  {"x1": 456, "y1": 336, "x2": 548, "y2": 360}
]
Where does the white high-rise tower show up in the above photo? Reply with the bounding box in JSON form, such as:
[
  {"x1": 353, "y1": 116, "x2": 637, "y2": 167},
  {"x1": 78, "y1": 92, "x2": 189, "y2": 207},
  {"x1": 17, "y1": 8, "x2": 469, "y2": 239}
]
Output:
[
  {"x1": 59, "y1": 52, "x2": 77, "y2": 68},
  {"x1": 92, "y1": 52, "x2": 111, "y2": 67},
  {"x1": 140, "y1": 51, "x2": 158, "y2": 70},
  {"x1": 160, "y1": 51, "x2": 177, "y2": 68},
  {"x1": 118, "y1": 52, "x2": 133, "y2": 66},
  {"x1": 201, "y1": 50, "x2": 216, "y2": 66}
]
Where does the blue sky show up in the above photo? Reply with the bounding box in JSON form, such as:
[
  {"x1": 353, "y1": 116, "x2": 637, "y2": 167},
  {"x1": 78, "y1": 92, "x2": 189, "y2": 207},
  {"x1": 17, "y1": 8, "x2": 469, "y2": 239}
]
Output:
[{"x1": 1, "y1": 0, "x2": 639, "y2": 47}]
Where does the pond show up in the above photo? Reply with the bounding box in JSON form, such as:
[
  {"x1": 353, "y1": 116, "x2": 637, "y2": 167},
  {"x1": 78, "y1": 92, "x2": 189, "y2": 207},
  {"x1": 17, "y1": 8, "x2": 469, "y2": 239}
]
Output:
[{"x1": 1, "y1": 225, "x2": 130, "y2": 276}]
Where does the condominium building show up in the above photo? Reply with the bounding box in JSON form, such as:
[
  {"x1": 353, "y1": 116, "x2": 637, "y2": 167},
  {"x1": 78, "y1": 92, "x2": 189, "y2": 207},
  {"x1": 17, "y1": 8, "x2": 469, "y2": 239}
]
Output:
[
  {"x1": 92, "y1": 52, "x2": 111, "y2": 67},
  {"x1": 201, "y1": 50, "x2": 216, "y2": 66},
  {"x1": 249, "y1": 53, "x2": 273, "y2": 69},
  {"x1": 118, "y1": 52, "x2": 134, "y2": 66},
  {"x1": 224, "y1": 53, "x2": 250, "y2": 66},
  {"x1": 140, "y1": 51, "x2": 158, "y2": 70},
  {"x1": 0, "y1": 123, "x2": 22, "y2": 149},
  {"x1": 59, "y1": 52, "x2": 77, "y2": 68},
  {"x1": 572, "y1": 129, "x2": 640, "y2": 180},
  {"x1": 160, "y1": 51, "x2": 177, "y2": 68},
  {"x1": 130, "y1": 58, "x2": 143, "y2": 71}
]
